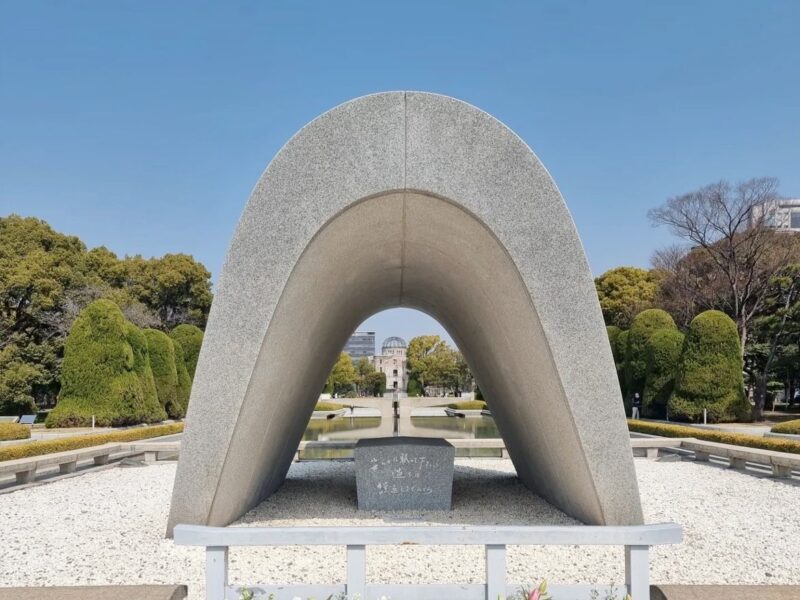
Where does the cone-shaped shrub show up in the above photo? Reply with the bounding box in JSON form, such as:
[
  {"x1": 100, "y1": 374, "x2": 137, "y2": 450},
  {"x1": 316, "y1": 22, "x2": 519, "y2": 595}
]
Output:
[
  {"x1": 169, "y1": 324, "x2": 203, "y2": 379},
  {"x1": 668, "y1": 310, "x2": 750, "y2": 423},
  {"x1": 642, "y1": 329, "x2": 684, "y2": 419},
  {"x1": 624, "y1": 309, "x2": 677, "y2": 403},
  {"x1": 144, "y1": 329, "x2": 183, "y2": 419},
  {"x1": 126, "y1": 323, "x2": 167, "y2": 423},
  {"x1": 46, "y1": 300, "x2": 157, "y2": 428},
  {"x1": 172, "y1": 339, "x2": 192, "y2": 413}
]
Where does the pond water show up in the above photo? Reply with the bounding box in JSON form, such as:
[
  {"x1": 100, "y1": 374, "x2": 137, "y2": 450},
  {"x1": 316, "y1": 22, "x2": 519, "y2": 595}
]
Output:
[{"x1": 300, "y1": 415, "x2": 501, "y2": 459}]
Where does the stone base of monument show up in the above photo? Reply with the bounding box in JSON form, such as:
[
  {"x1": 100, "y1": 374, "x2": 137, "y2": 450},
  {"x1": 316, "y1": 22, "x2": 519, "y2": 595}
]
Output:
[{"x1": 354, "y1": 437, "x2": 455, "y2": 511}]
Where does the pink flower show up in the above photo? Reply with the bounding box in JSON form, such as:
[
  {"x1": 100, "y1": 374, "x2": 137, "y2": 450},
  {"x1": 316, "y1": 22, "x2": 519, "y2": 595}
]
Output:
[{"x1": 527, "y1": 591, "x2": 540, "y2": 600}]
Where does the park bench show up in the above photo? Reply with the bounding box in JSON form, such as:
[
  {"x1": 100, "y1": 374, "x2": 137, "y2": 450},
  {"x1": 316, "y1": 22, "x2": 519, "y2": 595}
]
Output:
[
  {"x1": 0, "y1": 441, "x2": 182, "y2": 487},
  {"x1": 680, "y1": 439, "x2": 800, "y2": 477},
  {"x1": 121, "y1": 441, "x2": 181, "y2": 463},
  {"x1": 630, "y1": 437, "x2": 692, "y2": 459},
  {"x1": 0, "y1": 443, "x2": 133, "y2": 484},
  {"x1": 0, "y1": 416, "x2": 20, "y2": 423},
  {"x1": 0, "y1": 585, "x2": 187, "y2": 599}
]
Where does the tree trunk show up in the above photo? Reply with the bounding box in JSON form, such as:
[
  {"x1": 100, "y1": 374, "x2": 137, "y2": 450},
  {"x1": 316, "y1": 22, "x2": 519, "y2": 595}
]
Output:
[{"x1": 753, "y1": 373, "x2": 767, "y2": 422}]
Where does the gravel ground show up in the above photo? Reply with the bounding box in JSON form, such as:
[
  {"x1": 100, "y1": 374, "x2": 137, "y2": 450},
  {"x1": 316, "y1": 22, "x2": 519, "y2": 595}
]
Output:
[{"x1": 1, "y1": 458, "x2": 798, "y2": 598}]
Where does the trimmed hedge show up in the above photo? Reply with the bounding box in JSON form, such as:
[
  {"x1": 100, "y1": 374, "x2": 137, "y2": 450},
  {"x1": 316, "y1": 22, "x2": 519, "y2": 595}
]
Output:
[
  {"x1": 170, "y1": 324, "x2": 203, "y2": 378},
  {"x1": 447, "y1": 400, "x2": 487, "y2": 410},
  {"x1": 642, "y1": 329, "x2": 685, "y2": 419},
  {"x1": 172, "y1": 340, "x2": 192, "y2": 413},
  {"x1": 624, "y1": 309, "x2": 677, "y2": 403},
  {"x1": 126, "y1": 323, "x2": 167, "y2": 423},
  {"x1": 315, "y1": 402, "x2": 345, "y2": 411},
  {"x1": 771, "y1": 419, "x2": 800, "y2": 435},
  {"x1": 46, "y1": 300, "x2": 164, "y2": 428},
  {"x1": 144, "y1": 329, "x2": 183, "y2": 419},
  {"x1": 0, "y1": 423, "x2": 30, "y2": 441},
  {"x1": 668, "y1": 310, "x2": 750, "y2": 423},
  {"x1": 628, "y1": 419, "x2": 800, "y2": 455},
  {"x1": 0, "y1": 423, "x2": 183, "y2": 462}
]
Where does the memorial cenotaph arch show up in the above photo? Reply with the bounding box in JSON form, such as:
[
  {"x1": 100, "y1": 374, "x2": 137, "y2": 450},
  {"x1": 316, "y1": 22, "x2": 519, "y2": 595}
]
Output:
[{"x1": 167, "y1": 92, "x2": 643, "y2": 534}]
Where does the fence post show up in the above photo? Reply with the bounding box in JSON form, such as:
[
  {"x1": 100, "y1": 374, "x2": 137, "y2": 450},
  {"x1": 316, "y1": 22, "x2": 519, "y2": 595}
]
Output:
[
  {"x1": 624, "y1": 544, "x2": 649, "y2": 600},
  {"x1": 346, "y1": 544, "x2": 366, "y2": 599},
  {"x1": 485, "y1": 544, "x2": 506, "y2": 600},
  {"x1": 206, "y1": 546, "x2": 229, "y2": 600}
]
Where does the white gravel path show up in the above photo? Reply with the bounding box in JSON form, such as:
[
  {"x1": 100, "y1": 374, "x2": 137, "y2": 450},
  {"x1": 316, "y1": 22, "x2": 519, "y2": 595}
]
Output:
[{"x1": 1, "y1": 458, "x2": 798, "y2": 598}]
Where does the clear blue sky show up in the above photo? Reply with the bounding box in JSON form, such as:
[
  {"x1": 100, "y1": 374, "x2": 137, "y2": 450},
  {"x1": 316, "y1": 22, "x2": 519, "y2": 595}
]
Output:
[{"x1": 1, "y1": 1, "x2": 798, "y2": 346}]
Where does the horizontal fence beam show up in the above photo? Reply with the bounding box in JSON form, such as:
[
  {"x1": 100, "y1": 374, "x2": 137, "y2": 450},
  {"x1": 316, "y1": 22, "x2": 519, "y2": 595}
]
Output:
[
  {"x1": 225, "y1": 583, "x2": 629, "y2": 600},
  {"x1": 174, "y1": 523, "x2": 682, "y2": 547}
]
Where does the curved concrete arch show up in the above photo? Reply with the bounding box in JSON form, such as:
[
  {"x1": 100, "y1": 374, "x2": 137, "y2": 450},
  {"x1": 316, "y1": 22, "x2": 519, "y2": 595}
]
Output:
[{"x1": 168, "y1": 92, "x2": 642, "y2": 533}]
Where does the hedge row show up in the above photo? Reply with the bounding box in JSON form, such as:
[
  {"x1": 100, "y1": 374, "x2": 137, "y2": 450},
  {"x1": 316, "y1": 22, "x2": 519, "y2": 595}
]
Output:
[
  {"x1": 0, "y1": 423, "x2": 30, "y2": 441},
  {"x1": 628, "y1": 419, "x2": 800, "y2": 455},
  {"x1": 771, "y1": 419, "x2": 800, "y2": 435},
  {"x1": 447, "y1": 400, "x2": 488, "y2": 410},
  {"x1": 315, "y1": 402, "x2": 344, "y2": 411},
  {"x1": 0, "y1": 422, "x2": 183, "y2": 462}
]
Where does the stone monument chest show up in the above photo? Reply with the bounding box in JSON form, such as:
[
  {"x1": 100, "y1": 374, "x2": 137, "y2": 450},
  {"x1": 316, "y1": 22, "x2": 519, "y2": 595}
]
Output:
[{"x1": 354, "y1": 437, "x2": 455, "y2": 511}]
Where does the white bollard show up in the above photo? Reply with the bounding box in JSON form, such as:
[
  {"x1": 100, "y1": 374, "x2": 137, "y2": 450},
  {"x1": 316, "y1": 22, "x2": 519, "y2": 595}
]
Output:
[
  {"x1": 92, "y1": 415, "x2": 95, "y2": 430},
  {"x1": 703, "y1": 409, "x2": 707, "y2": 425}
]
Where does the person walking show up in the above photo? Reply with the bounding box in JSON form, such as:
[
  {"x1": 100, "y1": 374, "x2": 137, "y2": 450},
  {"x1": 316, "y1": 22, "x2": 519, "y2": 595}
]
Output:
[{"x1": 631, "y1": 393, "x2": 642, "y2": 419}]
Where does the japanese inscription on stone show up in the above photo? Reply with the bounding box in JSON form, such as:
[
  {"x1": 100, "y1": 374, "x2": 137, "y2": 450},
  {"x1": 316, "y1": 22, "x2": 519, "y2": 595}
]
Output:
[{"x1": 354, "y1": 437, "x2": 455, "y2": 511}]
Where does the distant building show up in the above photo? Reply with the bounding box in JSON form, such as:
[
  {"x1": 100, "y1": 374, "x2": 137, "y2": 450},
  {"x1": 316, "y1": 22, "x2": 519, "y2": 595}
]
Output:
[
  {"x1": 751, "y1": 199, "x2": 800, "y2": 232},
  {"x1": 372, "y1": 336, "x2": 408, "y2": 393},
  {"x1": 343, "y1": 331, "x2": 375, "y2": 361}
]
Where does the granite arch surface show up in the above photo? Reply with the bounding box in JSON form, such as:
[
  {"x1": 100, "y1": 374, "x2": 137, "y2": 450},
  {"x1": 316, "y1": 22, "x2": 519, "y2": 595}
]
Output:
[{"x1": 167, "y1": 92, "x2": 642, "y2": 533}]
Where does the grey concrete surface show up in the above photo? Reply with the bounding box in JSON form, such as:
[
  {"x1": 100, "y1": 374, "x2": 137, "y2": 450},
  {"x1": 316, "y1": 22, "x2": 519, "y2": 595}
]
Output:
[
  {"x1": 168, "y1": 92, "x2": 642, "y2": 534},
  {"x1": 650, "y1": 585, "x2": 800, "y2": 600},
  {"x1": 0, "y1": 585, "x2": 187, "y2": 600}
]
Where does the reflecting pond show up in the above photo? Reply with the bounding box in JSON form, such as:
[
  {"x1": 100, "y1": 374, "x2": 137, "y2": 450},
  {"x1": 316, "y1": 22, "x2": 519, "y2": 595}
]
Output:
[{"x1": 301, "y1": 415, "x2": 501, "y2": 459}]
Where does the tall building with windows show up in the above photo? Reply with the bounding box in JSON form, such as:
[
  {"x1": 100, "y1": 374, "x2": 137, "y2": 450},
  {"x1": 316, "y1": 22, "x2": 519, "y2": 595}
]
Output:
[
  {"x1": 372, "y1": 336, "x2": 408, "y2": 393},
  {"x1": 343, "y1": 331, "x2": 375, "y2": 361},
  {"x1": 751, "y1": 199, "x2": 800, "y2": 231}
]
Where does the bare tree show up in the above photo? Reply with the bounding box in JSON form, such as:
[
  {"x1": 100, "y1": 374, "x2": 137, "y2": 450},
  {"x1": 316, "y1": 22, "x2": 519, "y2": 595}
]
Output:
[{"x1": 648, "y1": 177, "x2": 791, "y2": 354}]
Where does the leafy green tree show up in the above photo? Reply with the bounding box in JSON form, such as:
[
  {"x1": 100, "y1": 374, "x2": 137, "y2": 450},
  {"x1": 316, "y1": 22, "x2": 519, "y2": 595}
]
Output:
[
  {"x1": 0, "y1": 345, "x2": 41, "y2": 415},
  {"x1": 170, "y1": 324, "x2": 204, "y2": 378},
  {"x1": 364, "y1": 371, "x2": 386, "y2": 396},
  {"x1": 0, "y1": 215, "x2": 212, "y2": 410},
  {"x1": 407, "y1": 335, "x2": 463, "y2": 394},
  {"x1": 624, "y1": 309, "x2": 677, "y2": 406},
  {"x1": 642, "y1": 329, "x2": 685, "y2": 418},
  {"x1": 668, "y1": 310, "x2": 750, "y2": 423},
  {"x1": 326, "y1": 352, "x2": 357, "y2": 397},
  {"x1": 123, "y1": 254, "x2": 213, "y2": 329},
  {"x1": 406, "y1": 376, "x2": 422, "y2": 397},
  {"x1": 595, "y1": 267, "x2": 662, "y2": 328},
  {"x1": 606, "y1": 326, "x2": 622, "y2": 363},
  {"x1": 45, "y1": 300, "x2": 163, "y2": 427},
  {"x1": 747, "y1": 264, "x2": 800, "y2": 420},
  {"x1": 614, "y1": 329, "x2": 629, "y2": 397},
  {"x1": 144, "y1": 329, "x2": 183, "y2": 419}
]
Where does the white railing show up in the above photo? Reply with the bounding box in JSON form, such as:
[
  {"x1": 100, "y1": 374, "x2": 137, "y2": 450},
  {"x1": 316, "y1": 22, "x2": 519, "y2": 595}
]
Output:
[{"x1": 174, "y1": 523, "x2": 682, "y2": 600}]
